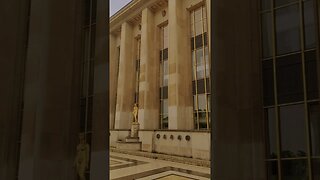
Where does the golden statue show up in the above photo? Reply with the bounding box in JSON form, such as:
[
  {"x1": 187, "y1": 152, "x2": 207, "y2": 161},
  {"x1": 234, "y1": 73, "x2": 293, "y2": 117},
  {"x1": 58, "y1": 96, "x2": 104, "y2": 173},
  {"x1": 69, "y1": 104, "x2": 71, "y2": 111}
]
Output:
[
  {"x1": 74, "y1": 133, "x2": 90, "y2": 180},
  {"x1": 132, "y1": 103, "x2": 138, "y2": 123}
]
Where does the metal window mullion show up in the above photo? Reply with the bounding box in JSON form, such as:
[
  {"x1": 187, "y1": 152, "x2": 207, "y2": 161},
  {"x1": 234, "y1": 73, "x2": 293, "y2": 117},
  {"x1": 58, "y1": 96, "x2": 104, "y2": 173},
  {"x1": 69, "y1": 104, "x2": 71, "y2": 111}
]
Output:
[
  {"x1": 298, "y1": 0, "x2": 313, "y2": 179},
  {"x1": 201, "y1": 6, "x2": 210, "y2": 130},
  {"x1": 192, "y1": 10, "x2": 200, "y2": 130},
  {"x1": 84, "y1": 0, "x2": 94, "y2": 142},
  {"x1": 160, "y1": 27, "x2": 165, "y2": 129},
  {"x1": 271, "y1": 0, "x2": 282, "y2": 179},
  {"x1": 274, "y1": 1, "x2": 300, "y2": 10}
]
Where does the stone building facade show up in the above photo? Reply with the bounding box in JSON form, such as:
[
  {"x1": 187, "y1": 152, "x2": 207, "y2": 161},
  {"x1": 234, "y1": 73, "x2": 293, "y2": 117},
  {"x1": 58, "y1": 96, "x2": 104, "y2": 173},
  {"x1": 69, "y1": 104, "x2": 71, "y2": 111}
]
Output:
[{"x1": 109, "y1": 0, "x2": 212, "y2": 160}]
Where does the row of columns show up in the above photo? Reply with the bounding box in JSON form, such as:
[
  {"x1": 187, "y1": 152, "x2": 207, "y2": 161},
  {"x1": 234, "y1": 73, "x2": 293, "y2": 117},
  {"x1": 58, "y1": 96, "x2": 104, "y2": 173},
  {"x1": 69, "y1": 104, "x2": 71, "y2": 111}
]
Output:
[{"x1": 110, "y1": 0, "x2": 195, "y2": 130}]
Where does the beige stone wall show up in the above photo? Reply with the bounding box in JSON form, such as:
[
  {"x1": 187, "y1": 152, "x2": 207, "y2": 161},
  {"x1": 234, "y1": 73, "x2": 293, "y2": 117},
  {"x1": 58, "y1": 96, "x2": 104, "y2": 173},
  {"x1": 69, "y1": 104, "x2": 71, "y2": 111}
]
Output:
[
  {"x1": 154, "y1": 7, "x2": 168, "y2": 25},
  {"x1": 110, "y1": 0, "x2": 210, "y2": 131},
  {"x1": 109, "y1": 130, "x2": 210, "y2": 160}
]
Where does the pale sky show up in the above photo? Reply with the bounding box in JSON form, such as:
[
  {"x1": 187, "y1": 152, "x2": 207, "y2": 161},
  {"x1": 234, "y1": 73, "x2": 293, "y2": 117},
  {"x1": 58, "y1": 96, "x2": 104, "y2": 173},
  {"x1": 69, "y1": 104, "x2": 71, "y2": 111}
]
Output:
[{"x1": 110, "y1": 0, "x2": 132, "y2": 17}]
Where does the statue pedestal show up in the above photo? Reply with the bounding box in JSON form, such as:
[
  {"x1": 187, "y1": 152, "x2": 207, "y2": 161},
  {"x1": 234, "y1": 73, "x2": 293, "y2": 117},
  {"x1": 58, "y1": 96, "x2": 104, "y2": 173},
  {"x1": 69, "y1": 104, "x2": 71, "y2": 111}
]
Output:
[
  {"x1": 130, "y1": 122, "x2": 140, "y2": 138},
  {"x1": 116, "y1": 122, "x2": 141, "y2": 151}
]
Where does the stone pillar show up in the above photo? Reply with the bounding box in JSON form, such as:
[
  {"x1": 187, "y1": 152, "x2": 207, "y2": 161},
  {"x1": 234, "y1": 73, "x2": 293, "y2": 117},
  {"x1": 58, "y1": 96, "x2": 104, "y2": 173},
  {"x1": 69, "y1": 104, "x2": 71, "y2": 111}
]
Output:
[
  {"x1": 138, "y1": 8, "x2": 160, "y2": 129},
  {"x1": 109, "y1": 34, "x2": 118, "y2": 130},
  {"x1": 114, "y1": 22, "x2": 135, "y2": 129},
  {"x1": 211, "y1": 0, "x2": 266, "y2": 179},
  {"x1": 168, "y1": 0, "x2": 194, "y2": 130},
  {"x1": 90, "y1": 0, "x2": 108, "y2": 178},
  {"x1": 17, "y1": 0, "x2": 82, "y2": 179}
]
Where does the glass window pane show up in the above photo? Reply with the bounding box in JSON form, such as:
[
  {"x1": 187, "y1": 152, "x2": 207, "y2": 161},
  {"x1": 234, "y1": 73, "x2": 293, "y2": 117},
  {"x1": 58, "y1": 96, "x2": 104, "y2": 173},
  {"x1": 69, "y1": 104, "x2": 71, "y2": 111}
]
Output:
[
  {"x1": 275, "y1": 5, "x2": 300, "y2": 55},
  {"x1": 195, "y1": 9, "x2": 201, "y2": 22},
  {"x1": 199, "y1": 112, "x2": 207, "y2": 129},
  {"x1": 309, "y1": 102, "x2": 320, "y2": 156},
  {"x1": 281, "y1": 160, "x2": 308, "y2": 180},
  {"x1": 195, "y1": 21, "x2": 202, "y2": 36},
  {"x1": 164, "y1": 60, "x2": 168, "y2": 86},
  {"x1": 262, "y1": 13, "x2": 273, "y2": 58},
  {"x1": 197, "y1": 79, "x2": 206, "y2": 94},
  {"x1": 263, "y1": 60, "x2": 275, "y2": 106},
  {"x1": 163, "y1": 99, "x2": 168, "y2": 114},
  {"x1": 195, "y1": 34, "x2": 204, "y2": 49},
  {"x1": 198, "y1": 94, "x2": 207, "y2": 111},
  {"x1": 207, "y1": 95, "x2": 211, "y2": 111},
  {"x1": 194, "y1": 113, "x2": 198, "y2": 129},
  {"x1": 193, "y1": 95, "x2": 197, "y2": 109},
  {"x1": 305, "y1": 51, "x2": 319, "y2": 100},
  {"x1": 267, "y1": 161, "x2": 278, "y2": 180},
  {"x1": 265, "y1": 108, "x2": 278, "y2": 158},
  {"x1": 261, "y1": 0, "x2": 271, "y2": 10},
  {"x1": 304, "y1": 0, "x2": 316, "y2": 49},
  {"x1": 276, "y1": 54, "x2": 304, "y2": 104},
  {"x1": 280, "y1": 104, "x2": 307, "y2": 158},
  {"x1": 275, "y1": 0, "x2": 299, "y2": 7},
  {"x1": 164, "y1": 26, "x2": 168, "y2": 49},
  {"x1": 312, "y1": 159, "x2": 320, "y2": 180}
]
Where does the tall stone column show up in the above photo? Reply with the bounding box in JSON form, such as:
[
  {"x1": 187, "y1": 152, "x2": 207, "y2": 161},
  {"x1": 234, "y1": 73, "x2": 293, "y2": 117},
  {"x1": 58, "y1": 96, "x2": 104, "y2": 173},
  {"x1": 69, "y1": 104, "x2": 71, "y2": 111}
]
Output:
[
  {"x1": 138, "y1": 8, "x2": 160, "y2": 129},
  {"x1": 211, "y1": 0, "x2": 266, "y2": 179},
  {"x1": 168, "y1": 0, "x2": 194, "y2": 130},
  {"x1": 109, "y1": 34, "x2": 118, "y2": 130},
  {"x1": 114, "y1": 22, "x2": 135, "y2": 129}
]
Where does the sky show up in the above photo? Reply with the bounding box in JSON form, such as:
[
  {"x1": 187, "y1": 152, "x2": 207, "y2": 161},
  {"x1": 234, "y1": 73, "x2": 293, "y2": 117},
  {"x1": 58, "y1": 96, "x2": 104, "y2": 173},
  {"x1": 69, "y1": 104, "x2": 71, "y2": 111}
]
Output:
[{"x1": 110, "y1": 0, "x2": 132, "y2": 17}]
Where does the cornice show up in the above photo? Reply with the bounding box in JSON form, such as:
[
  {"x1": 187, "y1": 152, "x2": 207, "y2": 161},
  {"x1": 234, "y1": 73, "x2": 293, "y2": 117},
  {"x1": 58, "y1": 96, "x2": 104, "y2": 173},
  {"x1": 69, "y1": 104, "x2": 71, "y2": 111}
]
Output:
[{"x1": 109, "y1": 0, "x2": 165, "y2": 33}]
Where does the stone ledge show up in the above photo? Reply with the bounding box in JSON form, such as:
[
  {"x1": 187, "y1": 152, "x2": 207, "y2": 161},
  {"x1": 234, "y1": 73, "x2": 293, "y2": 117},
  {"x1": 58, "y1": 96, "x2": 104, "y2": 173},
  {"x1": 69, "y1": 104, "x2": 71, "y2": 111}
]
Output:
[{"x1": 110, "y1": 147, "x2": 210, "y2": 167}]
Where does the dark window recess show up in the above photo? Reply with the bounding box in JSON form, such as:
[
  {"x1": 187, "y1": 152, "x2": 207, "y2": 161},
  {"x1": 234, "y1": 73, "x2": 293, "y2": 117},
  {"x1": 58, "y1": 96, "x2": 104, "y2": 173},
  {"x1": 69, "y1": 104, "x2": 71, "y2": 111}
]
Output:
[
  {"x1": 312, "y1": 159, "x2": 320, "y2": 179},
  {"x1": 305, "y1": 51, "x2": 319, "y2": 100},
  {"x1": 160, "y1": 86, "x2": 168, "y2": 99},
  {"x1": 265, "y1": 108, "x2": 277, "y2": 159},
  {"x1": 160, "y1": 48, "x2": 168, "y2": 60},
  {"x1": 261, "y1": 13, "x2": 273, "y2": 58},
  {"x1": 280, "y1": 104, "x2": 307, "y2": 158},
  {"x1": 267, "y1": 161, "x2": 278, "y2": 179},
  {"x1": 304, "y1": 0, "x2": 316, "y2": 49},
  {"x1": 263, "y1": 60, "x2": 275, "y2": 106},
  {"x1": 309, "y1": 102, "x2": 320, "y2": 156},
  {"x1": 191, "y1": 32, "x2": 207, "y2": 50},
  {"x1": 192, "y1": 78, "x2": 210, "y2": 95},
  {"x1": 276, "y1": 54, "x2": 304, "y2": 104},
  {"x1": 275, "y1": 4, "x2": 301, "y2": 55},
  {"x1": 281, "y1": 160, "x2": 308, "y2": 180}
]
